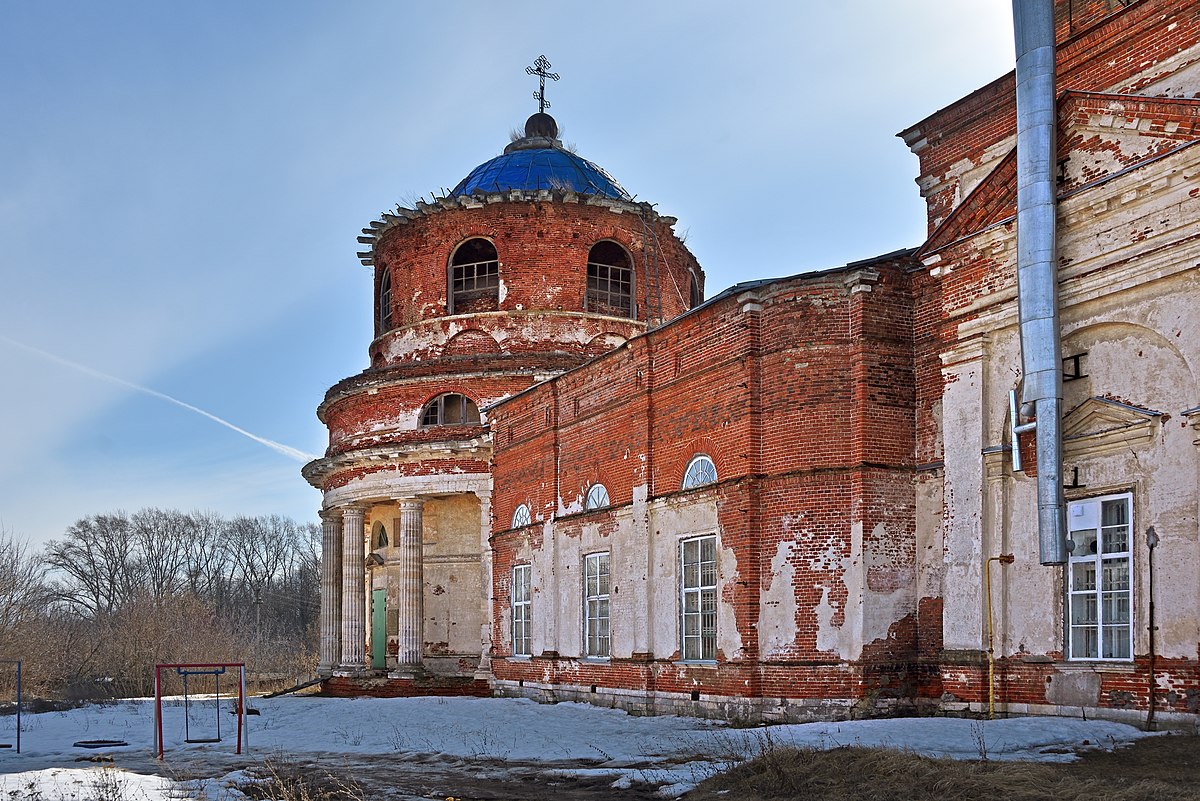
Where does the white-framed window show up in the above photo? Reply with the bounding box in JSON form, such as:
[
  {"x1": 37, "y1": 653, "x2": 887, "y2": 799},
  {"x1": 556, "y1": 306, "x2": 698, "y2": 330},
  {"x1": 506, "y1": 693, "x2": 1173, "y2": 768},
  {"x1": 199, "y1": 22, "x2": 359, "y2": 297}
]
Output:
[
  {"x1": 584, "y1": 552, "x2": 610, "y2": 657},
  {"x1": 680, "y1": 535, "x2": 717, "y2": 661},
  {"x1": 421, "y1": 392, "x2": 481, "y2": 426},
  {"x1": 511, "y1": 504, "x2": 532, "y2": 529},
  {"x1": 682, "y1": 455, "x2": 717, "y2": 490},
  {"x1": 512, "y1": 564, "x2": 532, "y2": 657},
  {"x1": 584, "y1": 483, "x2": 610, "y2": 511},
  {"x1": 1067, "y1": 493, "x2": 1133, "y2": 661}
]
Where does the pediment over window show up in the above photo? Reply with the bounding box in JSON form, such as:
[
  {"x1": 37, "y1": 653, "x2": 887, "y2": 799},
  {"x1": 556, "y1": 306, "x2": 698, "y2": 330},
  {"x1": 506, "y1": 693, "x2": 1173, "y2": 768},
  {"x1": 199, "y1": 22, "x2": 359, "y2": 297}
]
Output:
[{"x1": 1063, "y1": 396, "x2": 1166, "y2": 457}]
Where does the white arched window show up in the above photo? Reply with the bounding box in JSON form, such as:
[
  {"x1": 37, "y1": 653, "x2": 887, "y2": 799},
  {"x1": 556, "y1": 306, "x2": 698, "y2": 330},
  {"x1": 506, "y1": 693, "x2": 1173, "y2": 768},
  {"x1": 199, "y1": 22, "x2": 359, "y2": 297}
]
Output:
[
  {"x1": 421, "y1": 393, "x2": 481, "y2": 427},
  {"x1": 584, "y1": 483, "x2": 610, "y2": 511},
  {"x1": 511, "y1": 504, "x2": 532, "y2": 529},
  {"x1": 681, "y1": 455, "x2": 717, "y2": 490}
]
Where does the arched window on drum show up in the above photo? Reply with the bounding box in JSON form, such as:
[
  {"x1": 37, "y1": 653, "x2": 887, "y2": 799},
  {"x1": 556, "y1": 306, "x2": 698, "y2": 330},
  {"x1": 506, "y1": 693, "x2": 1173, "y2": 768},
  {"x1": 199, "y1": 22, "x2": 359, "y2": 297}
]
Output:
[{"x1": 586, "y1": 241, "x2": 634, "y2": 319}]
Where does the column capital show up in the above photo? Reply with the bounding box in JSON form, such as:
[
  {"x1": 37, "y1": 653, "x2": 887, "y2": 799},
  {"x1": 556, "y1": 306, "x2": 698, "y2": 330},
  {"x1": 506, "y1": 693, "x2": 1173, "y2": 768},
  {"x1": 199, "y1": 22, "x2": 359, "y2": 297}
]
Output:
[
  {"x1": 319, "y1": 508, "x2": 342, "y2": 524},
  {"x1": 340, "y1": 505, "x2": 367, "y2": 519},
  {"x1": 395, "y1": 497, "x2": 424, "y2": 512}
]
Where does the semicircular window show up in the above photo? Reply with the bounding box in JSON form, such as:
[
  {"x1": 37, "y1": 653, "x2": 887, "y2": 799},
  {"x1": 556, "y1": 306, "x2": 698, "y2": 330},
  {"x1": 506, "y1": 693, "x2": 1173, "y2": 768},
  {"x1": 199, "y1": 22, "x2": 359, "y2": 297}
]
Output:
[
  {"x1": 586, "y1": 241, "x2": 634, "y2": 318},
  {"x1": 377, "y1": 268, "x2": 394, "y2": 334},
  {"x1": 451, "y1": 238, "x2": 499, "y2": 314},
  {"x1": 584, "y1": 483, "x2": 610, "y2": 511},
  {"x1": 681, "y1": 455, "x2": 717, "y2": 490},
  {"x1": 421, "y1": 393, "x2": 481, "y2": 427},
  {"x1": 511, "y1": 504, "x2": 532, "y2": 529}
]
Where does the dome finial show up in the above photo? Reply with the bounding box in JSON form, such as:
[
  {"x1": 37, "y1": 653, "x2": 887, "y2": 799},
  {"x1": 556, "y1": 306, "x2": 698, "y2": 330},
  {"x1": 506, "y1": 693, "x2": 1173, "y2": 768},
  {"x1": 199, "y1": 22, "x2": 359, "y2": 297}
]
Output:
[{"x1": 525, "y1": 55, "x2": 559, "y2": 114}]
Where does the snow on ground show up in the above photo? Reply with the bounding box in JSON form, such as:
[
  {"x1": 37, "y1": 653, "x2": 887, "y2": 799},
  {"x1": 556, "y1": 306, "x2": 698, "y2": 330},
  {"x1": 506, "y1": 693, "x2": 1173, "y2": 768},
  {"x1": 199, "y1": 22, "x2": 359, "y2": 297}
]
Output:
[{"x1": 0, "y1": 696, "x2": 1161, "y2": 799}]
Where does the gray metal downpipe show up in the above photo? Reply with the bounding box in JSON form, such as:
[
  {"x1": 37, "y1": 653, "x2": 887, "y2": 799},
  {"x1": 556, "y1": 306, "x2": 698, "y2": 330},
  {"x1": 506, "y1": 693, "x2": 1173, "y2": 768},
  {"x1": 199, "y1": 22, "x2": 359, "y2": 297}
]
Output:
[{"x1": 1012, "y1": 0, "x2": 1067, "y2": 565}]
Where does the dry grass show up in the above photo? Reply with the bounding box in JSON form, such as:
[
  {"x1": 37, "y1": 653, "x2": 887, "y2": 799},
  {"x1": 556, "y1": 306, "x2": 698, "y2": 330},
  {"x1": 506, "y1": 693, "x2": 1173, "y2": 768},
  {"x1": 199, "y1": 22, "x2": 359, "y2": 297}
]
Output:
[
  {"x1": 235, "y1": 755, "x2": 366, "y2": 801},
  {"x1": 686, "y1": 734, "x2": 1200, "y2": 801}
]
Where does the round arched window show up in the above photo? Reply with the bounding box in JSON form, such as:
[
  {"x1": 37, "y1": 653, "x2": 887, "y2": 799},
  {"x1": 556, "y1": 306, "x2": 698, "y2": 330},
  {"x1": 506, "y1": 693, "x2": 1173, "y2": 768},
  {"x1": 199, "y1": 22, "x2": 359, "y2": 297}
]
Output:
[
  {"x1": 584, "y1": 484, "x2": 610, "y2": 511},
  {"x1": 421, "y1": 393, "x2": 481, "y2": 427},
  {"x1": 377, "y1": 268, "x2": 394, "y2": 333},
  {"x1": 586, "y1": 241, "x2": 634, "y2": 318},
  {"x1": 682, "y1": 455, "x2": 717, "y2": 490},
  {"x1": 450, "y1": 238, "x2": 499, "y2": 313},
  {"x1": 511, "y1": 504, "x2": 532, "y2": 528},
  {"x1": 373, "y1": 521, "x2": 389, "y2": 548}
]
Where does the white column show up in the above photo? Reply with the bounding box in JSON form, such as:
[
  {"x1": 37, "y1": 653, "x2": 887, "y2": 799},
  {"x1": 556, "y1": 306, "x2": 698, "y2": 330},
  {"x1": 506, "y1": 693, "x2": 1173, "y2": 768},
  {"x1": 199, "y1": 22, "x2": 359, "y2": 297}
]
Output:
[
  {"x1": 475, "y1": 489, "x2": 494, "y2": 679},
  {"x1": 318, "y1": 508, "x2": 343, "y2": 674},
  {"x1": 391, "y1": 497, "x2": 425, "y2": 676},
  {"x1": 338, "y1": 505, "x2": 368, "y2": 673}
]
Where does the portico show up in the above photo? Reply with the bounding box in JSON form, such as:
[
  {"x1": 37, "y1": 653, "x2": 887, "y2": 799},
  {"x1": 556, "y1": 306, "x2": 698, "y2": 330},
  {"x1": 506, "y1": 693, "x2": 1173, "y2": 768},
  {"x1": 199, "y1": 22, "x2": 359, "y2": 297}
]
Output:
[{"x1": 314, "y1": 478, "x2": 492, "y2": 686}]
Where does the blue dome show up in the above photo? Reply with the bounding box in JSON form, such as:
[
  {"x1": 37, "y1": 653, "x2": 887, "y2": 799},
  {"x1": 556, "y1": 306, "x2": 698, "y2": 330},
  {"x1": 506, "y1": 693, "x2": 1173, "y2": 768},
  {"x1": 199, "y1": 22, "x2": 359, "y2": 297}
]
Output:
[{"x1": 450, "y1": 147, "x2": 632, "y2": 201}]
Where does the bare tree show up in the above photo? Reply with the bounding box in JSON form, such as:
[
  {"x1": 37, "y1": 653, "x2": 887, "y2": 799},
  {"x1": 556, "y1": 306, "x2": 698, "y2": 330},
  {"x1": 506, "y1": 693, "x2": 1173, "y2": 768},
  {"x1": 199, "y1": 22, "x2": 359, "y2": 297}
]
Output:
[
  {"x1": 0, "y1": 530, "x2": 48, "y2": 645},
  {"x1": 182, "y1": 510, "x2": 233, "y2": 605},
  {"x1": 45, "y1": 512, "x2": 138, "y2": 615},
  {"x1": 131, "y1": 508, "x2": 190, "y2": 599}
]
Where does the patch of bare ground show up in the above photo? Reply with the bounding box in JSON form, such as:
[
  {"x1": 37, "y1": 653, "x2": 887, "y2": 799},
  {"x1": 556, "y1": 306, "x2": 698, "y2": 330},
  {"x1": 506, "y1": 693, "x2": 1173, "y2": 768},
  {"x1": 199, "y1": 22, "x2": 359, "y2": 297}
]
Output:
[{"x1": 684, "y1": 735, "x2": 1200, "y2": 801}]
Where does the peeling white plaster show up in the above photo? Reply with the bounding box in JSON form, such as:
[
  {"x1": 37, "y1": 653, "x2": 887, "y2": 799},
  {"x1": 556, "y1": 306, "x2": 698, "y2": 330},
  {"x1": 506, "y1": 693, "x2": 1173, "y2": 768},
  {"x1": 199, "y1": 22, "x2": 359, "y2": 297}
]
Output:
[{"x1": 760, "y1": 539, "x2": 798, "y2": 657}]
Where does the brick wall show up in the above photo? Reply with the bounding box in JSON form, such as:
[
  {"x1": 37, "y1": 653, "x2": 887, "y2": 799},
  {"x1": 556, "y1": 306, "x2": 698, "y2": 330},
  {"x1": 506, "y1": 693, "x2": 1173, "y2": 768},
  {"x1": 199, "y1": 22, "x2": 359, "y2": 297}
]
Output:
[{"x1": 487, "y1": 254, "x2": 920, "y2": 716}]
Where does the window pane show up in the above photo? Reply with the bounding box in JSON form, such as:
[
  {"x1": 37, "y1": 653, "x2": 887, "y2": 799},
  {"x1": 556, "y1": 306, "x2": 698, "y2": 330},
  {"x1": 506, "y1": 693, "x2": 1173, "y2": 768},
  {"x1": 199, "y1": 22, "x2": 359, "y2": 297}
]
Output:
[
  {"x1": 1102, "y1": 525, "x2": 1128, "y2": 555},
  {"x1": 1071, "y1": 562, "x2": 1096, "y2": 591},
  {"x1": 1102, "y1": 559, "x2": 1130, "y2": 591},
  {"x1": 1071, "y1": 594, "x2": 1097, "y2": 625},
  {"x1": 1071, "y1": 626, "x2": 1098, "y2": 659},
  {"x1": 1103, "y1": 626, "x2": 1131, "y2": 660},
  {"x1": 1101, "y1": 499, "x2": 1128, "y2": 528},
  {"x1": 1103, "y1": 592, "x2": 1130, "y2": 624},
  {"x1": 1071, "y1": 529, "x2": 1098, "y2": 556}
]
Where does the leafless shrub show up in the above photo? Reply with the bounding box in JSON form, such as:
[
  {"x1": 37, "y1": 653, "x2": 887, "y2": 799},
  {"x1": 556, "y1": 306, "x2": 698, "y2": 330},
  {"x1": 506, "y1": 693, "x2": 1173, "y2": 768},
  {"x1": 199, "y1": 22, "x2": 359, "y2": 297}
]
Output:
[{"x1": 237, "y1": 754, "x2": 366, "y2": 801}]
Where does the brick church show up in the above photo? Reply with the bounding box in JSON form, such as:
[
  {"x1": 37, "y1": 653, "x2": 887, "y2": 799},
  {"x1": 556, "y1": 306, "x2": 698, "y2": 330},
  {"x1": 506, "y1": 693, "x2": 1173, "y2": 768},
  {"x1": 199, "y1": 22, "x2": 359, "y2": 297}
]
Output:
[{"x1": 305, "y1": 0, "x2": 1200, "y2": 726}]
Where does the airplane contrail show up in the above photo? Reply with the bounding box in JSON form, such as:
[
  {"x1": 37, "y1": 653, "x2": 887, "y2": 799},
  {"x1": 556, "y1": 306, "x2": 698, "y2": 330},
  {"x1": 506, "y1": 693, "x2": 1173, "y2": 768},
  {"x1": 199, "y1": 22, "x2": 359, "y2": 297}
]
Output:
[{"x1": 0, "y1": 335, "x2": 319, "y2": 463}]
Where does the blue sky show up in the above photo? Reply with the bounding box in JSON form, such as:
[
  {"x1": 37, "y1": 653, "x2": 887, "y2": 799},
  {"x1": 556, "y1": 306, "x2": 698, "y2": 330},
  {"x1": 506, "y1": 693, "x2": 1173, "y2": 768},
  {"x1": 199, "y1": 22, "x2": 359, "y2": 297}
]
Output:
[{"x1": 0, "y1": 2, "x2": 1014, "y2": 545}]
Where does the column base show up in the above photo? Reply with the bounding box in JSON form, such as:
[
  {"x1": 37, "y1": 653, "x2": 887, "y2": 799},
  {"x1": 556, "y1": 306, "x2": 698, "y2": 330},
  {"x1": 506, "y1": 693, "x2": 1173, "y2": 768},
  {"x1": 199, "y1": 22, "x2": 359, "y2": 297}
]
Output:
[
  {"x1": 387, "y1": 664, "x2": 426, "y2": 680},
  {"x1": 333, "y1": 665, "x2": 372, "y2": 678},
  {"x1": 474, "y1": 655, "x2": 493, "y2": 681}
]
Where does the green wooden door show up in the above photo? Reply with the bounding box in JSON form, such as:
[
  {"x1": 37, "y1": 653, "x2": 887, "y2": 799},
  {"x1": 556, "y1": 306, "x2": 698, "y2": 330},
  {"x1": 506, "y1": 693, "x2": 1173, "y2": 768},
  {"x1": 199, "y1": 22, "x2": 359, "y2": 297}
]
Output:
[{"x1": 371, "y1": 589, "x2": 386, "y2": 670}]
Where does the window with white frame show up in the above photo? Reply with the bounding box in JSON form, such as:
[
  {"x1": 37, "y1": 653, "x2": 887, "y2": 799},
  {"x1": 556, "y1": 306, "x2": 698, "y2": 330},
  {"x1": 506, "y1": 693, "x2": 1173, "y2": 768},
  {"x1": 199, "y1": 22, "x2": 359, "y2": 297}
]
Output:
[
  {"x1": 584, "y1": 552, "x2": 610, "y2": 657},
  {"x1": 680, "y1": 535, "x2": 717, "y2": 661},
  {"x1": 1067, "y1": 493, "x2": 1133, "y2": 661},
  {"x1": 682, "y1": 455, "x2": 717, "y2": 490},
  {"x1": 512, "y1": 564, "x2": 532, "y2": 657},
  {"x1": 421, "y1": 393, "x2": 481, "y2": 427},
  {"x1": 511, "y1": 504, "x2": 532, "y2": 529},
  {"x1": 584, "y1": 483, "x2": 610, "y2": 511}
]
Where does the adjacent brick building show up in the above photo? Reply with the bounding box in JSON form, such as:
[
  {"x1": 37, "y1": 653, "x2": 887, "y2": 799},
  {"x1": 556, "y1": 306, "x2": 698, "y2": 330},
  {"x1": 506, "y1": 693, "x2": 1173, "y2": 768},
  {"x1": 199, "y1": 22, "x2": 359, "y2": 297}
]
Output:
[{"x1": 309, "y1": 0, "x2": 1200, "y2": 726}]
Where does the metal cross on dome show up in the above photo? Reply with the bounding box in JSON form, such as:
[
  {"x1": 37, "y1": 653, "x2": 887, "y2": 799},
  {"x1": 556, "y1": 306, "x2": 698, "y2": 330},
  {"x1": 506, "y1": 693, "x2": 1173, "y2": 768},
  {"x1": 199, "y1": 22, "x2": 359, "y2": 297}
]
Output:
[{"x1": 526, "y1": 55, "x2": 559, "y2": 113}]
